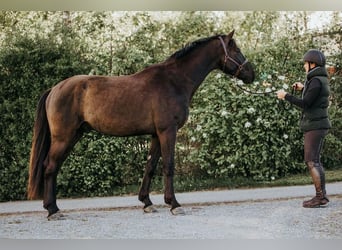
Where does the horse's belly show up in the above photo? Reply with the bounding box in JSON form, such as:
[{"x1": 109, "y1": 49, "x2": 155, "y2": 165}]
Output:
[{"x1": 84, "y1": 107, "x2": 155, "y2": 136}]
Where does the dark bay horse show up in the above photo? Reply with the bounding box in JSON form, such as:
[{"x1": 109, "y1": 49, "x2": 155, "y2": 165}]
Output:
[{"x1": 28, "y1": 30, "x2": 255, "y2": 219}]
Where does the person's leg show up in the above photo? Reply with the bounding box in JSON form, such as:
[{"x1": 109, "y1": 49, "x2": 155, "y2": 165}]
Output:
[{"x1": 303, "y1": 129, "x2": 329, "y2": 208}]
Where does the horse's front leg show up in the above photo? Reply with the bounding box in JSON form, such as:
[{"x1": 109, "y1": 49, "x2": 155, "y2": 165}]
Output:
[
  {"x1": 138, "y1": 135, "x2": 161, "y2": 213},
  {"x1": 158, "y1": 127, "x2": 184, "y2": 215}
]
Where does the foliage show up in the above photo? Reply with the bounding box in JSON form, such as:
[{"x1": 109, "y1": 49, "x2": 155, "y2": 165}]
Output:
[
  {"x1": 58, "y1": 133, "x2": 150, "y2": 197},
  {"x1": 0, "y1": 11, "x2": 341, "y2": 201},
  {"x1": 323, "y1": 71, "x2": 342, "y2": 168},
  {"x1": 183, "y1": 73, "x2": 303, "y2": 181},
  {"x1": 0, "y1": 19, "x2": 94, "y2": 201},
  {"x1": 319, "y1": 21, "x2": 342, "y2": 168}
]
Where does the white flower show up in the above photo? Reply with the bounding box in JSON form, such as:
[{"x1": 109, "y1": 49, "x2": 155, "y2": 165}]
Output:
[
  {"x1": 190, "y1": 136, "x2": 196, "y2": 142},
  {"x1": 247, "y1": 107, "x2": 255, "y2": 114},
  {"x1": 282, "y1": 84, "x2": 289, "y2": 90},
  {"x1": 283, "y1": 134, "x2": 289, "y2": 139},
  {"x1": 196, "y1": 125, "x2": 202, "y2": 131},
  {"x1": 267, "y1": 74, "x2": 272, "y2": 79},
  {"x1": 254, "y1": 81, "x2": 260, "y2": 86},
  {"x1": 278, "y1": 75, "x2": 286, "y2": 81},
  {"x1": 256, "y1": 117, "x2": 262, "y2": 123},
  {"x1": 221, "y1": 110, "x2": 228, "y2": 117},
  {"x1": 265, "y1": 87, "x2": 272, "y2": 93},
  {"x1": 237, "y1": 80, "x2": 244, "y2": 86},
  {"x1": 244, "y1": 121, "x2": 252, "y2": 128},
  {"x1": 271, "y1": 176, "x2": 275, "y2": 181},
  {"x1": 228, "y1": 164, "x2": 235, "y2": 169},
  {"x1": 202, "y1": 133, "x2": 207, "y2": 138},
  {"x1": 216, "y1": 73, "x2": 222, "y2": 79}
]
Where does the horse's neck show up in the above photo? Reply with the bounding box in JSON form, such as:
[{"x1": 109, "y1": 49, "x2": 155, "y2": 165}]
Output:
[
  {"x1": 182, "y1": 53, "x2": 217, "y2": 85},
  {"x1": 176, "y1": 48, "x2": 219, "y2": 97}
]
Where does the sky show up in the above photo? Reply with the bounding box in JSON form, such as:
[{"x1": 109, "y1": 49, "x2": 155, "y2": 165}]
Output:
[
  {"x1": 146, "y1": 11, "x2": 341, "y2": 31},
  {"x1": 308, "y1": 11, "x2": 340, "y2": 30}
]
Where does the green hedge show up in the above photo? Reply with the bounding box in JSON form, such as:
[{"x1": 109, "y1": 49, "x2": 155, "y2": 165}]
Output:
[{"x1": 0, "y1": 33, "x2": 93, "y2": 201}]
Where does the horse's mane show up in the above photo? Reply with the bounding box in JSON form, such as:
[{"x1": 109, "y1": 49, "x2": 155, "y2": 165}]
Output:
[{"x1": 168, "y1": 34, "x2": 225, "y2": 60}]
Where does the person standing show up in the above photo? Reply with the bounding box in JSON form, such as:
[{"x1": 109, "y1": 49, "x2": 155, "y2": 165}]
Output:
[{"x1": 276, "y1": 49, "x2": 331, "y2": 208}]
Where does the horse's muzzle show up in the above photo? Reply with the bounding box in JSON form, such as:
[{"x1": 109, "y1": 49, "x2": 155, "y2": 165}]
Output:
[{"x1": 241, "y1": 62, "x2": 255, "y2": 84}]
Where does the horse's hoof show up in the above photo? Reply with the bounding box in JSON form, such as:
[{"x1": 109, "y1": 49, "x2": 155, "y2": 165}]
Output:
[
  {"x1": 171, "y1": 207, "x2": 185, "y2": 215},
  {"x1": 47, "y1": 211, "x2": 66, "y2": 221},
  {"x1": 143, "y1": 205, "x2": 158, "y2": 213}
]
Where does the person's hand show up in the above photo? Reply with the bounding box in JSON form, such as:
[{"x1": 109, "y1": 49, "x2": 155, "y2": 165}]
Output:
[
  {"x1": 276, "y1": 89, "x2": 287, "y2": 100},
  {"x1": 292, "y1": 82, "x2": 304, "y2": 91}
]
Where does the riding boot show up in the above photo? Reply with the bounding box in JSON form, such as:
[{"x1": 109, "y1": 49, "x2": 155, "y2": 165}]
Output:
[
  {"x1": 303, "y1": 161, "x2": 329, "y2": 208},
  {"x1": 319, "y1": 162, "x2": 328, "y2": 198}
]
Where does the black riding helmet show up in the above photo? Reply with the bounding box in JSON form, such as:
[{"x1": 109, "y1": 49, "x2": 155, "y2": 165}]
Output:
[{"x1": 303, "y1": 49, "x2": 326, "y2": 66}]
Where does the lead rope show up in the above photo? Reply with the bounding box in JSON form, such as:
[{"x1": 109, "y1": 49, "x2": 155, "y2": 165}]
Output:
[{"x1": 228, "y1": 77, "x2": 295, "y2": 113}]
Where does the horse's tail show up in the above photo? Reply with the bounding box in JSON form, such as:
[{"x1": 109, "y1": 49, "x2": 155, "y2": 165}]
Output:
[{"x1": 27, "y1": 89, "x2": 51, "y2": 200}]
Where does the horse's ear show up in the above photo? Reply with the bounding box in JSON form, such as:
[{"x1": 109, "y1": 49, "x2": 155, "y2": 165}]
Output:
[{"x1": 227, "y1": 30, "x2": 235, "y2": 40}]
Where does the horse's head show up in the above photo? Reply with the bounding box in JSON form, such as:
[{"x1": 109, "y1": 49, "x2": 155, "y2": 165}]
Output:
[{"x1": 218, "y1": 30, "x2": 255, "y2": 84}]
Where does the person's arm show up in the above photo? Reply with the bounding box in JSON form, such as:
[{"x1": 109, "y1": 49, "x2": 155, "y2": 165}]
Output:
[
  {"x1": 285, "y1": 79, "x2": 321, "y2": 109},
  {"x1": 276, "y1": 79, "x2": 321, "y2": 110}
]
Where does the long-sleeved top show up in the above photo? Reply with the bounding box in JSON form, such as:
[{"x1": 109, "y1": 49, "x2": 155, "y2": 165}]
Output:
[{"x1": 284, "y1": 66, "x2": 331, "y2": 132}]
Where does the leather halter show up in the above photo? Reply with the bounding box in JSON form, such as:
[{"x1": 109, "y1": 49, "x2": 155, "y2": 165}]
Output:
[{"x1": 218, "y1": 36, "x2": 248, "y2": 77}]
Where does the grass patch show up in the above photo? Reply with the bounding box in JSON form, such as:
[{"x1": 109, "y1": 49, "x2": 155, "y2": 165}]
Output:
[
  {"x1": 109, "y1": 168, "x2": 342, "y2": 196},
  {"x1": 266, "y1": 168, "x2": 342, "y2": 187}
]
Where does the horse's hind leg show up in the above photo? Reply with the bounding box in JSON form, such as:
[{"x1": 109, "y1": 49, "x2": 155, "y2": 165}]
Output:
[
  {"x1": 43, "y1": 140, "x2": 68, "y2": 218},
  {"x1": 43, "y1": 132, "x2": 82, "y2": 219},
  {"x1": 138, "y1": 134, "x2": 161, "y2": 213}
]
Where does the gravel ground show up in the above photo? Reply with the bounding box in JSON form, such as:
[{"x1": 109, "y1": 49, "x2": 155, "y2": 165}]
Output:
[{"x1": 1, "y1": 196, "x2": 342, "y2": 239}]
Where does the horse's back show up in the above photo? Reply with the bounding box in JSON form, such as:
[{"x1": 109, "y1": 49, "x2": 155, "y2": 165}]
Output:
[
  {"x1": 46, "y1": 62, "x2": 189, "y2": 137},
  {"x1": 47, "y1": 74, "x2": 156, "y2": 136}
]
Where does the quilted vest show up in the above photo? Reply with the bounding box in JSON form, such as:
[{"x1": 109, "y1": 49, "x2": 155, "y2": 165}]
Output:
[{"x1": 300, "y1": 67, "x2": 332, "y2": 132}]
